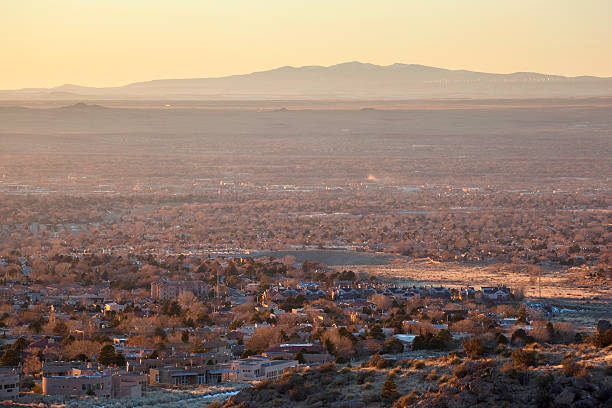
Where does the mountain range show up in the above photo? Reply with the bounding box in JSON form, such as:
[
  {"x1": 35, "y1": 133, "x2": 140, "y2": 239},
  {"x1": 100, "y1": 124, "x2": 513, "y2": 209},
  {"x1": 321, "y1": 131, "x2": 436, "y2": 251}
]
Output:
[{"x1": 3, "y1": 62, "x2": 612, "y2": 100}]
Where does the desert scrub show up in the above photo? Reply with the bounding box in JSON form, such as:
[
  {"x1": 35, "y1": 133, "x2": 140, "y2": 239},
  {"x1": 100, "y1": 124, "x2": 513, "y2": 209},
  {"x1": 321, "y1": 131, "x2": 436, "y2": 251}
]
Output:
[
  {"x1": 561, "y1": 355, "x2": 584, "y2": 377},
  {"x1": 463, "y1": 337, "x2": 486, "y2": 359},
  {"x1": 412, "y1": 360, "x2": 425, "y2": 369},
  {"x1": 392, "y1": 391, "x2": 420, "y2": 407},
  {"x1": 357, "y1": 370, "x2": 375, "y2": 384},
  {"x1": 425, "y1": 369, "x2": 439, "y2": 381},
  {"x1": 367, "y1": 353, "x2": 394, "y2": 369},
  {"x1": 511, "y1": 348, "x2": 537, "y2": 368}
]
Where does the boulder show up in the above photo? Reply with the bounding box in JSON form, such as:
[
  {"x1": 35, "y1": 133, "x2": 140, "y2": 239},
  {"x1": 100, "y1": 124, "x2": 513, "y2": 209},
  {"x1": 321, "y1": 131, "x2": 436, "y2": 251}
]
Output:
[
  {"x1": 554, "y1": 390, "x2": 576, "y2": 407},
  {"x1": 597, "y1": 320, "x2": 611, "y2": 334}
]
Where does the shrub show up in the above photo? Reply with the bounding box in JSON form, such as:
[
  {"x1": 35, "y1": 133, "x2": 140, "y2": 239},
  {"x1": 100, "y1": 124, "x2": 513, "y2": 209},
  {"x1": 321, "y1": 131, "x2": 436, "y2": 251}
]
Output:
[
  {"x1": 593, "y1": 329, "x2": 612, "y2": 348},
  {"x1": 511, "y1": 329, "x2": 534, "y2": 345},
  {"x1": 495, "y1": 333, "x2": 508, "y2": 344},
  {"x1": 381, "y1": 374, "x2": 398, "y2": 400},
  {"x1": 392, "y1": 391, "x2": 420, "y2": 407},
  {"x1": 367, "y1": 353, "x2": 393, "y2": 369},
  {"x1": 511, "y1": 348, "x2": 537, "y2": 368},
  {"x1": 413, "y1": 360, "x2": 425, "y2": 369},
  {"x1": 317, "y1": 362, "x2": 337, "y2": 372},
  {"x1": 453, "y1": 362, "x2": 475, "y2": 378},
  {"x1": 335, "y1": 355, "x2": 348, "y2": 364},
  {"x1": 463, "y1": 337, "x2": 486, "y2": 359},
  {"x1": 253, "y1": 379, "x2": 270, "y2": 389},
  {"x1": 383, "y1": 337, "x2": 404, "y2": 354},
  {"x1": 412, "y1": 332, "x2": 448, "y2": 350},
  {"x1": 357, "y1": 371, "x2": 375, "y2": 384},
  {"x1": 561, "y1": 356, "x2": 583, "y2": 377},
  {"x1": 289, "y1": 386, "x2": 307, "y2": 401},
  {"x1": 425, "y1": 369, "x2": 439, "y2": 381}
]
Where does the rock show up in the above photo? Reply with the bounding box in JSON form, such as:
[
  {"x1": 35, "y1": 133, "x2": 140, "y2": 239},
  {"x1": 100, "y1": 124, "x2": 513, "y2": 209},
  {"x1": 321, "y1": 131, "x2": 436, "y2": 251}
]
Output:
[
  {"x1": 571, "y1": 377, "x2": 589, "y2": 390},
  {"x1": 597, "y1": 320, "x2": 612, "y2": 334},
  {"x1": 571, "y1": 396, "x2": 598, "y2": 408},
  {"x1": 256, "y1": 390, "x2": 273, "y2": 403},
  {"x1": 554, "y1": 390, "x2": 576, "y2": 407},
  {"x1": 337, "y1": 399, "x2": 365, "y2": 408}
]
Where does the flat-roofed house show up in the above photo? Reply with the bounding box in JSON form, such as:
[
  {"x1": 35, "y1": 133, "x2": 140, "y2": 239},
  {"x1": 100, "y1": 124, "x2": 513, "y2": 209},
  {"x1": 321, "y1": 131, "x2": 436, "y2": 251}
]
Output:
[
  {"x1": 227, "y1": 355, "x2": 297, "y2": 382},
  {"x1": 0, "y1": 367, "x2": 19, "y2": 400}
]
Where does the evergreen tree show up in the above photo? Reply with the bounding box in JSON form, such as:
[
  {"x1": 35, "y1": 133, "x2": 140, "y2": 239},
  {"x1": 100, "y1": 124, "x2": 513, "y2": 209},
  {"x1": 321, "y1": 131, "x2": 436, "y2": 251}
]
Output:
[
  {"x1": 0, "y1": 349, "x2": 21, "y2": 366},
  {"x1": 381, "y1": 374, "x2": 398, "y2": 400},
  {"x1": 97, "y1": 344, "x2": 118, "y2": 366}
]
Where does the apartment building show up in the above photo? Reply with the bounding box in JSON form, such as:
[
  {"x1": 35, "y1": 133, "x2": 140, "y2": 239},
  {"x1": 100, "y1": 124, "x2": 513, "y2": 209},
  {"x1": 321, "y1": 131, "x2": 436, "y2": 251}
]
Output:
[
  {"x1": 42, "y1": 366, "x2": 145, "y2": 398},
  {"x1": 150, "y1": 279, "x2": 209, "y2": 300},
  {"x1": 228, "y1": 356, "x2": 297, "y2": 382},
  {"x1": 0, "y1": 367, "x2": 19, "y2": 400}
]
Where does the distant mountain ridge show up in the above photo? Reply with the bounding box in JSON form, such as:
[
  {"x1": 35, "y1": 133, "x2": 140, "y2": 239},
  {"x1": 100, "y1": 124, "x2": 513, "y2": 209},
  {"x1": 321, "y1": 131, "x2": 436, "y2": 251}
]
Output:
[{"x1": 3, "y1": 62, "x2": 612, "y2": 100}]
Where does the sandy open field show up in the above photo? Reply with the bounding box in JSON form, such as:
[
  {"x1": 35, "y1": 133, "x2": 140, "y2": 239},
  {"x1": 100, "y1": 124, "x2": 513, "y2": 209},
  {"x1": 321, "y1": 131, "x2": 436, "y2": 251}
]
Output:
[{"x1": 339, "y1": 260, "x2": 612, "y2": 327}]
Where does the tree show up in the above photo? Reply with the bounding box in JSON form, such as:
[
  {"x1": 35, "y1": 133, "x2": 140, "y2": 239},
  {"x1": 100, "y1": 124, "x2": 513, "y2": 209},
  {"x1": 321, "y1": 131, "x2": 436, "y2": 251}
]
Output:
[
  {"x1": 161, "y1": 300, "x2": 182, "y2": 317},
  {"x1": 294, "y1": 351, "x2": 306, "y2": 364},
  {"x1": 153, "y1": 327, "x2": 167, "y2": 340},
  {"x1": 381, "y1": 374, "x2": 398, "y2": 400},
  {"x1": 53, "y1": 321, "x2": 69, "y2": 337},
  {"x1": 12, "y1": 337, "x2": 29, "y2": 352},
  {"x1": 369, "y1": 325, "x2": 385, "y2": 340},
  {"x1": 511, "y1": 348, "x2": 537, "y2": 368},
  {"x1": 0, "y1": 349, "x2": 21, "y2": 366},
  {"x1": 97, "y1": 344, "x2": 123, "y2": 366},
  {"x1": 463, "y1": 337, "x2": 485, "y2": 359},
  {"x1": 181, "y1": 330, "x2": 190, "y2": 343},
  {"x1": 517, "y1": 306, "x2": 529, "y2": 324},
  {"x1": 382, "y1": 337, "x2": 404, "y2": 354},
  {"x1": 24, "y1": 355, "x2": 42, "y2": 376}
]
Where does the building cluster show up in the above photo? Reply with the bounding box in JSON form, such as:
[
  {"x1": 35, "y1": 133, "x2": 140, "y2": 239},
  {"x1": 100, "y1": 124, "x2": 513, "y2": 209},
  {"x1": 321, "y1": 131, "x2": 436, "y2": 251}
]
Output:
[{"x1": 0, "y1": 251, "x2": 527, "y2": 404}]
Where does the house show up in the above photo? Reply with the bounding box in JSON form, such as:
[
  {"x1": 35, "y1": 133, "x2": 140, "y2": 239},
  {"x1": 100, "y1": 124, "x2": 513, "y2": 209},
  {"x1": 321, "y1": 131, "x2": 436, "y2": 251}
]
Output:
[
  {"x1": 43, "y1": 369, "x2": 112, "y2": 398},
  {"x1": 42, "y1": 361, "x2": 94, "y2": 377},
  {"x1": 149, "y1": 365, "x2": 215, "y2": 387},
  {"x1": 0, "y1": 367, "x2": 19, "y2": 400},
  {"x1": 262, "y1": 343, "x2": 331, "y2": 364},
  {"x1": 479, "y1": 286, "x2": 511, "y2": 301},
  {"x1": 42, "y1": 367, "x2": 145, "y2": 398},
  {"x1": 105, "y1": 302, "x2": 126, "y2": 313},
  {"x1": 393, "y1": 334, "x2": 417, "y2": 348},
  {"x1": 227, "y1": 356, "x2": 297, "y2": 382}
]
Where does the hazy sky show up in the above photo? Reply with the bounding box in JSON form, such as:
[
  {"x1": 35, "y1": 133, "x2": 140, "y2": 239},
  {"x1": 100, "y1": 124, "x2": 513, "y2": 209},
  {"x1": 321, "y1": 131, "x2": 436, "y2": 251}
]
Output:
[{"x1": 2, "y1": 0, "x2": 611, "y2": 88}]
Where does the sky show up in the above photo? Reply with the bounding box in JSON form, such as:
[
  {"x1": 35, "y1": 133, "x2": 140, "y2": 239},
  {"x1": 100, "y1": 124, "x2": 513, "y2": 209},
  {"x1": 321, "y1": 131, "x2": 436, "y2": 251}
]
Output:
[{"x1": 1, "y1": 0, "x2": 611, "y2": 89}]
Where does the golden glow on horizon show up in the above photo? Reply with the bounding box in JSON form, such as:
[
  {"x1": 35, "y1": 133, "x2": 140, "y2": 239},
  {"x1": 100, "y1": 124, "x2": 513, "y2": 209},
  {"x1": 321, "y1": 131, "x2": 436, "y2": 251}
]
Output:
[{"x1": 1, "y1": 0, "x2": 611, "y2": 88}]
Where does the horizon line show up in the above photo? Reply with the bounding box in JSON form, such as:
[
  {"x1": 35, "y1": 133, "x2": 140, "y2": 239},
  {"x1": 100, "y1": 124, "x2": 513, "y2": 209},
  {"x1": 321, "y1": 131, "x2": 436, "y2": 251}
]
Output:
[{"x1": 5, "y1": 61, "x2": 612, "y2": 92}]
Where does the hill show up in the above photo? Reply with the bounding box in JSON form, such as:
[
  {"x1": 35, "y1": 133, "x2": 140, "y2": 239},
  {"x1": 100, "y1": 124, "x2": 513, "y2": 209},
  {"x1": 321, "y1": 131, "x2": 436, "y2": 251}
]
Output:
[{"x1": 2, "y1": 62, "x2": 612, "y2": 100}]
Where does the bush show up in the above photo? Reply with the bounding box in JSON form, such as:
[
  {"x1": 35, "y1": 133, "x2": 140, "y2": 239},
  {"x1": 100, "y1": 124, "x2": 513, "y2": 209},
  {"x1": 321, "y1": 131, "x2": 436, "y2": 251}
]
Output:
[
  {"x1": 357, "y1": 371, "x2": 375, "y2": 384},
  {"x1": 463, "y1": 337, "x2": 486, "y2": 359},
  {"x1": 593, "y1": 329, "x2": 612, "y2": 348},
  {"x1": 453, "y1": 362, "x2": 476, "y2": 378},
  {"x1": 495, "y1": 333, "x2": 508, "y2": 344},
  {"x1": 511, "y1": 329, "x2": 534, "y2": 345},
  {"x1": 334, "y1": 355, "x2": 348, "y2": 364},
  {"x1": 383, "y1": 337, "x2": 404, "y2": 354},
  {"x1": 317, "y1": 362, "x2": 337, "y2": 372},
  {"x1": 367, "y1": 353, "x2": 393, "y2": 369},
  {"x1": 425, "y1": 369, "x2": 439, "y2": 381},
  {"x1": 413, "y1": 360, "x2": 425, "y2": 369},
  {"x1": 412, "y1": 333, "x2": 448, "y2": 350},
  {"x1": 392, "y1": 391, "x2": 420, "y2": 407},
  {"x1": 511, "y1": 348, "x2": 537, "y2": 368},
  {"x1": 561, "y1": 355, "x2": 583, "y2": 377}
]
